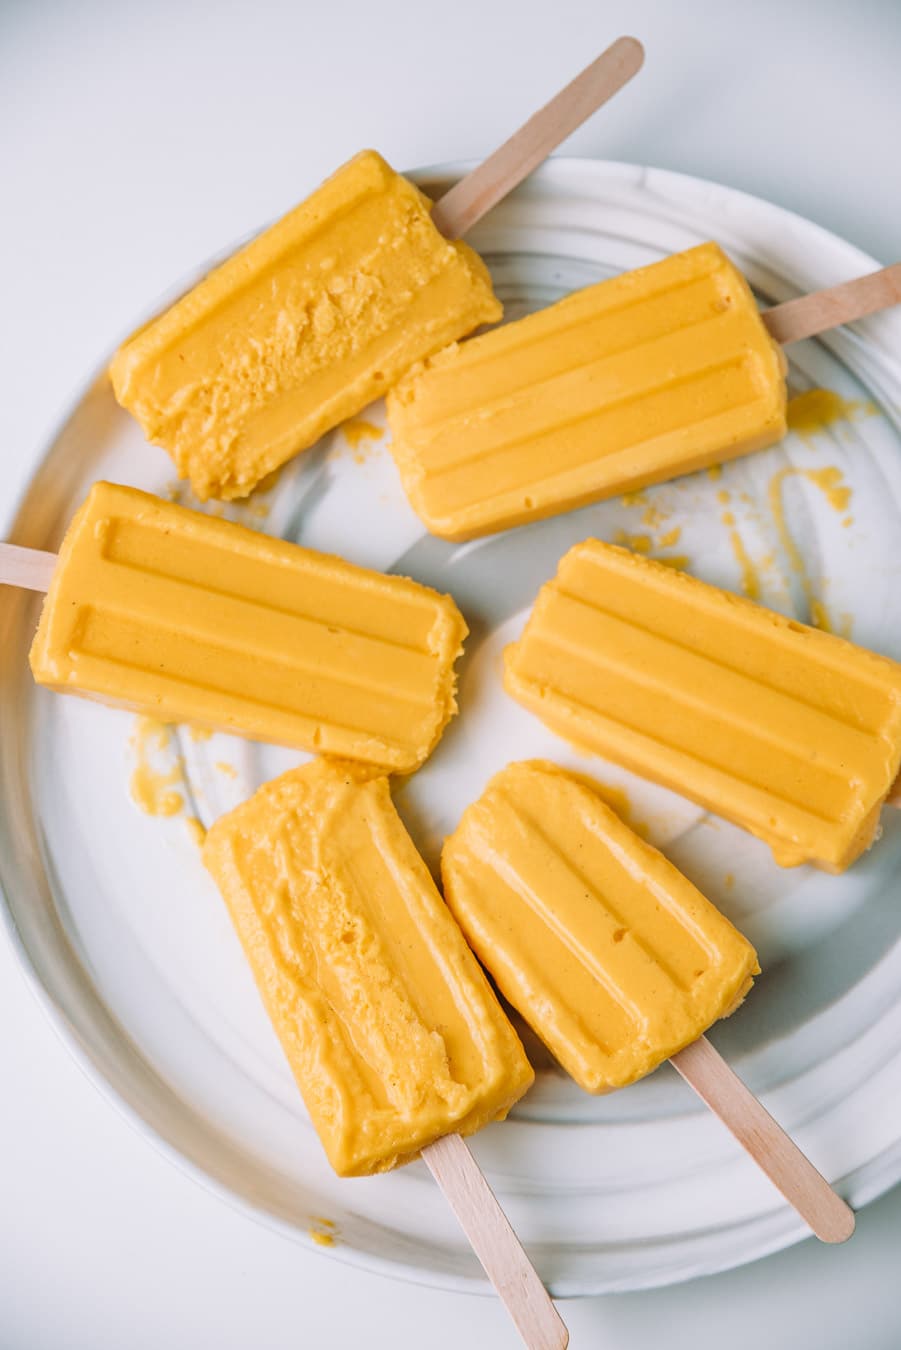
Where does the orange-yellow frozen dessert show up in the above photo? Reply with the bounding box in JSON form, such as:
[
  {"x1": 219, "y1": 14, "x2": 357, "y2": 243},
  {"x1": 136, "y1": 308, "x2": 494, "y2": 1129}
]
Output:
[
  {"x1": 203, "y1": 759, "x2": 534, "y2": 1175},
  {"x1": 505, "y1": 540, "x2": 901, "y2": 870},
  {"x1": 442, "y1": 760, "x2": 759, "y2": 1091},
  {"x1": 111, "y1": 151, "x2": 501, "y2": 501},
  {"x1": 29, "y1": 482, "x2": 466, "y2": 772},
  {"x1": 387, "y1": 243, "x2": 786, "y2": 539}
]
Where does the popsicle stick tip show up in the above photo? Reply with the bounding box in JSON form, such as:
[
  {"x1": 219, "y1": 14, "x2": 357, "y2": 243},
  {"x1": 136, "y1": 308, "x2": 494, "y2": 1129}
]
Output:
[
  {"x1": 432, "y1": 35, "x2": 646, "y2": 241},
  {"x1": 611, "y1": 35, "x2": 645, "y2": 68},
  {"x1": 820, "y1": 1203, "x2": 856, "y2": 1245},
  {"x1": 424, "y1": 1135, "x2": 568, "y2": 1350},
  {"x1": 672, "y1": 1037, "x2": 855, "y2": 1246}
]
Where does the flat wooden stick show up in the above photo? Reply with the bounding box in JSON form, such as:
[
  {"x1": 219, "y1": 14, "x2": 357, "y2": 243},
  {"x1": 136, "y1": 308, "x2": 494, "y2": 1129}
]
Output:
[
  {"x1": 431, "y1": 37, "x2": 644, "y2": 240},
  {"x1": 762, "y1": 263, "x2": 901, "y2": 345},
  {"x1": 0, "y1": 542, "x2": 56, "y2": 592},
  {"x1": 423, "y1": 1134, "x2": 568, "y2": 1350},
  {"x1": 671, "y1": 1036, "x2": 854, "y2": 1244}
]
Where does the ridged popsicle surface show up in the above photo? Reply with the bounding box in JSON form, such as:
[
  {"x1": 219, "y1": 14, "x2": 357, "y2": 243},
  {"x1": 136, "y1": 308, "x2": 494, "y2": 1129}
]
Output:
[
  {"x1": 30, "y1": 482, "x2": 467, "y2": 771},
  {"x1": 442, "y1": 761, "x2": 759, "y2": 1091},
  {"x1": 505, "y1": 540, "x2": 901, "y2": 870}
]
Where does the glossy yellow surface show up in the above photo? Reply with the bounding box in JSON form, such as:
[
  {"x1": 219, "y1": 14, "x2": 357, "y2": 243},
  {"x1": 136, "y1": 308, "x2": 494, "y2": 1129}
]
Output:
[
  {"x1": 387, "y1": 242, "x2": 787, "y2": 540},
  {"x1": 505, "y1": 540, "x2": 901, "y2": 871},
  {"x1": 442, "y1": 761, "x2": 759, "y2": 1092},
  {"x1": 110, "y1": 151, "x2": 501, "y2": 501},
  {"x1": 203, "y1": 759, "x2": 534, "y2": 1176},
  {"x1": 30, "y1": 482, "x2": 466, "y2": 772}
]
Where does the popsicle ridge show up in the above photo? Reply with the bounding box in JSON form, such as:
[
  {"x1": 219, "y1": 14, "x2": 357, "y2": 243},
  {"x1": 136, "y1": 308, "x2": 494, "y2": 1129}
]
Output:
[{"x1": 505, "y1": 541, "x2": 901, "y2": 869}]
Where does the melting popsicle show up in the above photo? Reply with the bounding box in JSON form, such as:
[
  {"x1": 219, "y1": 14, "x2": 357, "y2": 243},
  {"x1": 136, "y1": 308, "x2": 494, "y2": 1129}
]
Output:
[
  {"x1": 110, "y1": 40, "x2": 644, "y2": 504},
  {"x1": 111, "y1": 151, "x2": 501, "y2": 502},
  {"x1": 203, "y1": 757, "x2": 533, "y2": 1174},
  {"x1": 504, "y1": 539, "x2": 901, "y2": 871},
  {"x1": 203, "y1": 759, "x2": 568, "y2": 1347},
  {"x1": 28, "y1": 482, "x2": 467, "y2": 773},
  {"x1": 441, "y1": 760, "x2": 855, "y2": 1242}
]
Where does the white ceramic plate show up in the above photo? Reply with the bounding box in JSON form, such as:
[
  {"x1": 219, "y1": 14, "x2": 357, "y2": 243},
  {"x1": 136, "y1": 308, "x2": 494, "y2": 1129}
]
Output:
[{"x1": 3, "y1": 159, "x2": 901, "y2": 1297}]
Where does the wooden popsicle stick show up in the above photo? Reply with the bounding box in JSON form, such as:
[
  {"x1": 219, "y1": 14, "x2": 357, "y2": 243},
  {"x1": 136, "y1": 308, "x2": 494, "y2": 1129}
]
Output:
[
  {"x1": 671, "y1": 1035, "x2": 855, "y2": 1244},
  {"x1": 0, "y1": 542, "x2": 56, "y2": 592},
  {"x1": 762, "y1": 263, "x2": 901, "y2": 345},
  {"x1": 431, "y1": 37, "x2": 644, "y2": 240},
  {"x1": 423, "y1": 1134, "x2": 568, "y2": 1350}
]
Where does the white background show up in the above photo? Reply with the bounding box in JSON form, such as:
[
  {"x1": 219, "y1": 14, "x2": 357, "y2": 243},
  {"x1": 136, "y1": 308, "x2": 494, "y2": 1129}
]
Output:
[{"x1": 2, "y1": 0, "x2": 901, "y2": 1345}]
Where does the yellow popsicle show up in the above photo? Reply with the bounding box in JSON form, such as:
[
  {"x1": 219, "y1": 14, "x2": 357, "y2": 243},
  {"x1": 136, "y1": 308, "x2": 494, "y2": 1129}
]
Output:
[
  {"x1": 29, "y1": 482, "x2": 466, "y2": 772},
  {"x1": 441, "y1": 761, "x2": 759, "y2": 1091},
  {"x1": 203, "y1": 759, "x2": 534, "y2": 1175},
  {"x1": 505, "y1": 539, "x2": 901, "y2": 870},
  {"x1": 387, "y1": 242, "x2": 787, "y2": 539},
  {"x1": 111, "y1": 151, "x2": 501, "y2": 501}
]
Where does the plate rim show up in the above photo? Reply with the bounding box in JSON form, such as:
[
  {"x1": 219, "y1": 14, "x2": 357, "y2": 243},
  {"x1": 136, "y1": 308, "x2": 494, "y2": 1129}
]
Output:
[{"x1": 2, "y1": 154, "x2": 900, "y2": 1298}]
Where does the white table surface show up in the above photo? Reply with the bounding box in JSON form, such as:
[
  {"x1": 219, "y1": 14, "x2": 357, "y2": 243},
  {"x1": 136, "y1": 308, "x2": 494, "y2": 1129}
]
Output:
[{"x1": 2, "y1": 0, "x2": 901, "y2": 1345}]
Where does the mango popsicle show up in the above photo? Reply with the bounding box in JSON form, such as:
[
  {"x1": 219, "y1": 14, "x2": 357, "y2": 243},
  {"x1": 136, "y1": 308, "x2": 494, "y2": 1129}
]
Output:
[
  {"x1": 29, "y1": 482, "x2": 467, "y2": 772},
  {"x1": 202, "y1": 758, "x2": 534, "y2": 1176},
  {"x1": 441, "y1": 761, "x2": 856, "y2": 1244},
  {"x1": 504, "y1": 539, "x2": 901, "y2": 871},
  {"x1": 110, "y1": 150, "x2": 502, "y2": 501},
  {"x1": 386, "y1": 242, "x2": 787, "y2": 540},
  {"x1": 442, "y1": 760, "x2": 759, "y2": 1091}
]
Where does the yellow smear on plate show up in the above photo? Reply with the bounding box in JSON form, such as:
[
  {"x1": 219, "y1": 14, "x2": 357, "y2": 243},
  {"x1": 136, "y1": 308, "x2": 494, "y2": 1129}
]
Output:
[
  {"x1": 809, "y1": 600, "x2": 833, "y2": 633},
  {"x1": 215, "y1": 761, "x2": 238, "y2": 779},
  {"x1": 707, "y1": 464, "x2": 722, "y2": 481},
  {"x1": 185, "y1": 817, "x2": 207, "y2": 847},
  {"x1": 129, "y1": 717, "x2": 184, "y2": 817},
  {"x1": 768, "y1": 466, "x2": 853, "y2": 632},
  {"x1": 308, "y1": 1214, "x2": 339, "y2": 1245},
  {"x1": 187, "y1": 725, "x2": 213, "y2": 743},
  {"x1": 621, "y1": 489, "x2": 647, "y2": 507},
  {"x1": 614, "y1": 529, "x2": 688, "y2": 572},
  {"x1": 786, "y1": 388, "x2": 876, "y2": 441},
  {"x1": 342, "y1": 417, "x2": 383, "y2": 462},
  {"x1": 803, "y1": 466, "x2": 852, "y2": 514},
  {"x1": 641, "y1": 503, "x2": 671, "y2": 530},
  {"x1": 727, "y1": 526, "x2": 761, "y2": 601},
  {"x1": 615, "y1": 530, "x2": 652, "y2": 553}
]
